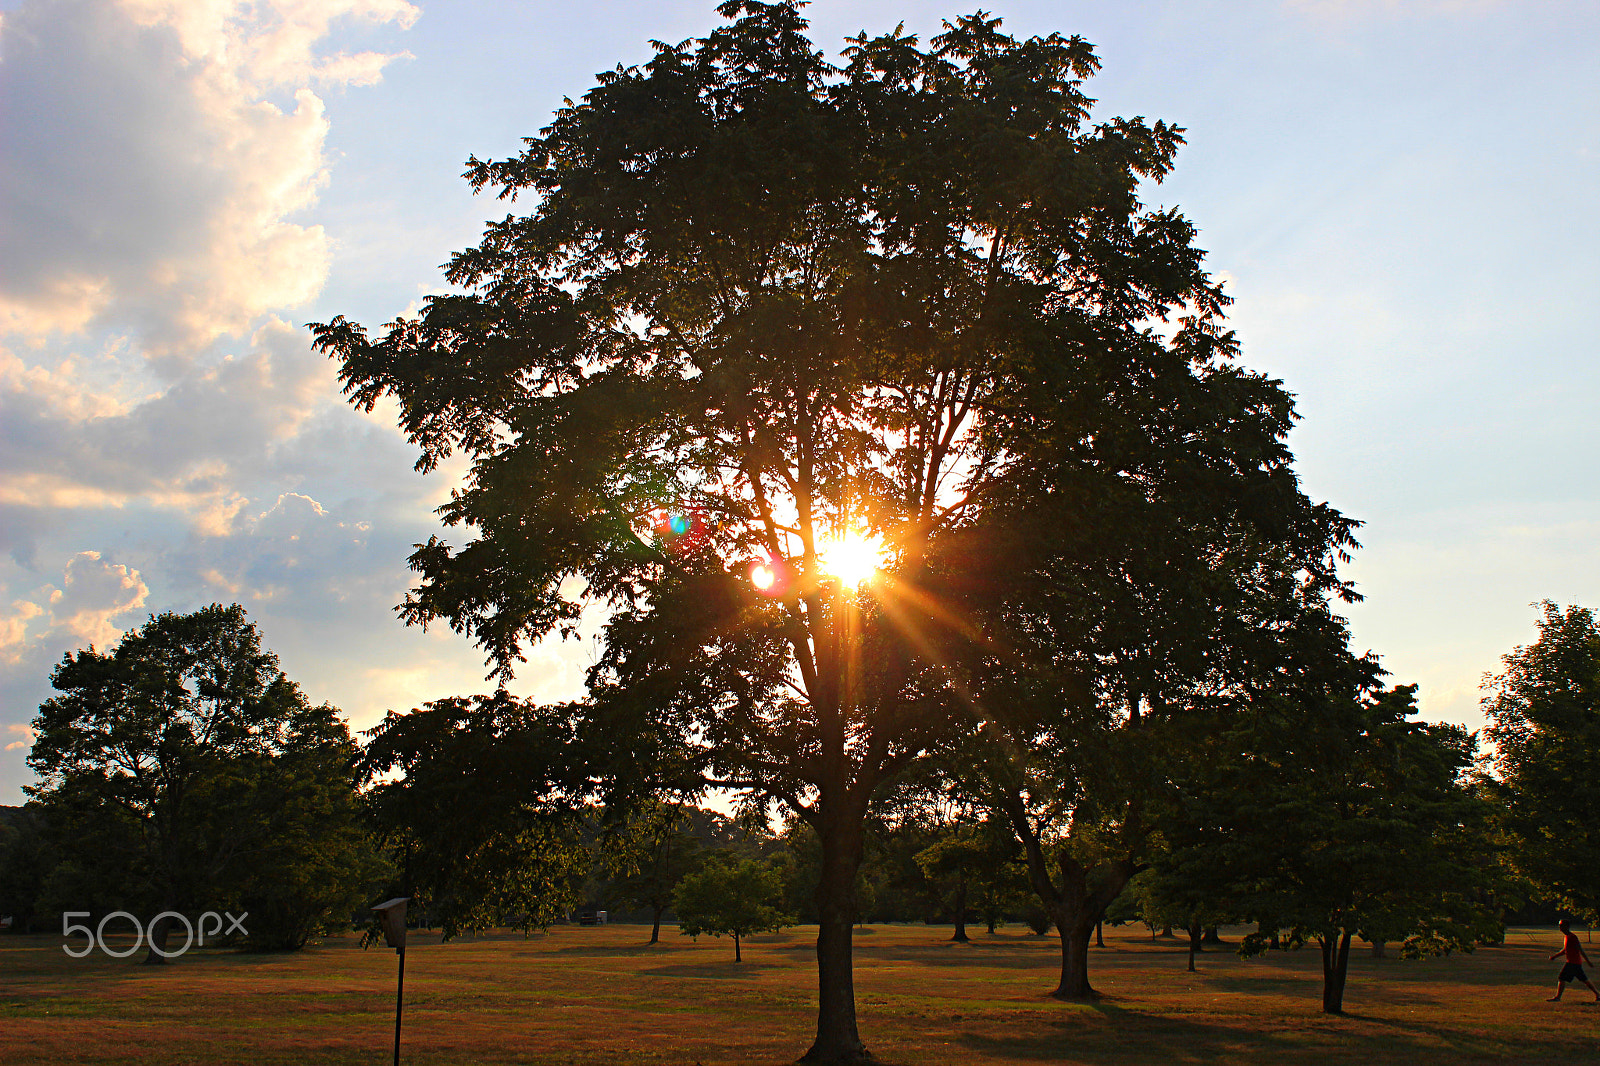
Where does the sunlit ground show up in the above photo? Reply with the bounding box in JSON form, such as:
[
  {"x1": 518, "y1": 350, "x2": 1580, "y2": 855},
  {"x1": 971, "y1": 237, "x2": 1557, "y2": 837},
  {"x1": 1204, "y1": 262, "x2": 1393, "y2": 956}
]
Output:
[{"x1": 0, "y1": 923, "x2": 1591, "y2": 1064}]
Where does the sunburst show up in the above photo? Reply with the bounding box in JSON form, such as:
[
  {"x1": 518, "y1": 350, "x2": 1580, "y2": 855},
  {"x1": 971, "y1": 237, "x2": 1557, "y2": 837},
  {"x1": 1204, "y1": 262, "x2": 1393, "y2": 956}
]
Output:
[{"x1": 817, "y1": 531, "x2": 887, "y2": 587}]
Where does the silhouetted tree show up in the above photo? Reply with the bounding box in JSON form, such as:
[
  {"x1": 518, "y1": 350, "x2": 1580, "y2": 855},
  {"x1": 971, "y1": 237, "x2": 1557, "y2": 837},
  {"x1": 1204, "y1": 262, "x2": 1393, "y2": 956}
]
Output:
[
  {"x1": 1167, "y1": 684, "x2": 1501, "y2": 1013},
  {"x1": 27, "y1": 604, "x2": 372, "y2": 959},
  {"x1": 311, "y1": 0, "x2": 1352, "y2": 1052},
  {"x1": 914, "y1": 816, "x2": 1018, "y2": 941},
  {"x1": 360, "y1": 693, "x2": 596, "y2": 938},
  {"x1": 1484, "y1": 602, "x2": 1600, "y2": 923},
  {"x1": 604, "y1": 803, "x2": 709, "y2": 942}
]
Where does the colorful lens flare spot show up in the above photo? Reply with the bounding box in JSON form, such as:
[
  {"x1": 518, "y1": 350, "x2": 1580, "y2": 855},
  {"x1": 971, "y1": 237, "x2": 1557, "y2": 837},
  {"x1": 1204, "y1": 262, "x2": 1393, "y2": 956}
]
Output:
[
  {"x1": 749, "y1": 557, "x2": 790, "y2": 596},
  {"x1": 669, "y1": 513, "x2": 690, "y2": 536}
]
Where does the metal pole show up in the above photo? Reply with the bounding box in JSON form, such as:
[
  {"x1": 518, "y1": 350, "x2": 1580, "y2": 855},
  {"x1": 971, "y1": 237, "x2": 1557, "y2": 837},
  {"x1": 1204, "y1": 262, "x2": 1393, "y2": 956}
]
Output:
[{"x1": 393, "y1": 946, "x2": 405, "y2": 1066}]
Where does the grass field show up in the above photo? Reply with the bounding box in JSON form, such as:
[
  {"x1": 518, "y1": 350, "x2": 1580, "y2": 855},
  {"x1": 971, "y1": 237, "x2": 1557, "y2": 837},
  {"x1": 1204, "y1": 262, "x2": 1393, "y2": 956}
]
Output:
[{"x1": 0, "y1": 922, "x2": 1594, "y2": 1064}]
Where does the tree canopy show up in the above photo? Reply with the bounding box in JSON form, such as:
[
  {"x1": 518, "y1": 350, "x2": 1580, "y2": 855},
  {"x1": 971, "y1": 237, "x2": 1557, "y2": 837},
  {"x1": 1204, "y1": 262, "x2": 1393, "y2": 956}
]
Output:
[
  {"x1": 674, "y1": 854, "x2": 795, "y2": 961},
  {"x1": 1162, "y1": 683, "x2": 1499, "y2": 1013},
  {"x1": 1484, "y1": 602, "x2": 1600, "y2": 922},
  {"x1": 359, "y1": 692, "x2": 596, "y2": 938},
  {"x1": 26, "y1": 604, "x2": 375, "y2": 956},
  {"x1": 311, "y1": 2, "x2": 1357, "y2": 1057}
]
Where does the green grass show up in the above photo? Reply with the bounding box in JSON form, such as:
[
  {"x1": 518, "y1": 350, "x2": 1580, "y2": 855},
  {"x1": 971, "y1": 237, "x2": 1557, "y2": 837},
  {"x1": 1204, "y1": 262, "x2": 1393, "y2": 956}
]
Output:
[{"x1": 0, "y1": 923, "x2": 1592, "y2": 1064}]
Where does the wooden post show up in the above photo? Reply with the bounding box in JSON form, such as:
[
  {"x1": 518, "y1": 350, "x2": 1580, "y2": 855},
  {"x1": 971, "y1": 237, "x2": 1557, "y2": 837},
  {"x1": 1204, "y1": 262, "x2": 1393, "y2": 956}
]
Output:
[{"x1": 393, "y1": 946, "x2": 405, "y2": 1066}]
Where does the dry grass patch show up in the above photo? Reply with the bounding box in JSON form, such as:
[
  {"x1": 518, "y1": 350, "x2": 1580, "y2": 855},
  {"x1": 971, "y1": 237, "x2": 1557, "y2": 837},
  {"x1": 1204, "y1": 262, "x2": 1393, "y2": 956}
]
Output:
[{"x1": 0, "y1": 923, "x2": 1591, "y2": 1064}]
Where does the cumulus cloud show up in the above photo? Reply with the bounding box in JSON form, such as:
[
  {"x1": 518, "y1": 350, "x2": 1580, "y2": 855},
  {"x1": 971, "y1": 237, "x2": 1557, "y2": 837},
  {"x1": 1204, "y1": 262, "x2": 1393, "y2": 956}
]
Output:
[
  {"x1": 0, "y1": 318, "x2": 337, "y2": 536},
  {"x1": 0, "y1": 551, "x2": 147, "y2": 666},
  {"x1": 45, "y1": 551, "x2": 150, "y2": 647},
  {"x1": 0, "y1": 601, "x2": 45, "y2": 663},
  {"x1": 188, "y1": 490, "x2": 377, "y2": 604},
  {"x1": 0, "y1": 0, "x2": 417, "y2": 364}
]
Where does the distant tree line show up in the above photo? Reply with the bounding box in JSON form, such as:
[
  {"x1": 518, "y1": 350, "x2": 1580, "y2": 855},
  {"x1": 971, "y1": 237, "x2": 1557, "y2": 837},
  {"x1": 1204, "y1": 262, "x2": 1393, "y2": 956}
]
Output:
[{"x1": 3, "y1": 599, "x2": 1596, "y2": 1019}]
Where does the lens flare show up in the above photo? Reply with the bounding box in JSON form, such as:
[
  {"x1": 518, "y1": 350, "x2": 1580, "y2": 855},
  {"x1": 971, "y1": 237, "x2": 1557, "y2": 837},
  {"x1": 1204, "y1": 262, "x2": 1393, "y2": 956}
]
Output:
[{"x1": 749, "y1": 557, "x2": 790, "y2": 596}]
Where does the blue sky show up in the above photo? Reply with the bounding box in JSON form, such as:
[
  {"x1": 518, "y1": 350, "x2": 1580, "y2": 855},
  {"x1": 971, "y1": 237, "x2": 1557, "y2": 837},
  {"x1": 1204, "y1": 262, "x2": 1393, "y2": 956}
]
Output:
[{"x1": 1, "y1": 0, "x2": 1595, "y2": 802}]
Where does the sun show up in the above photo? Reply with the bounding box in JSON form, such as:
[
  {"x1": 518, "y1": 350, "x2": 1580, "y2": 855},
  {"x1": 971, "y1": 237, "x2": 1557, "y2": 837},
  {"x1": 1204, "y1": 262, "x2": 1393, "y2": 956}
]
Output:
[{"x1": 817, "y1": 531, "x2": 886, "y2": 587}]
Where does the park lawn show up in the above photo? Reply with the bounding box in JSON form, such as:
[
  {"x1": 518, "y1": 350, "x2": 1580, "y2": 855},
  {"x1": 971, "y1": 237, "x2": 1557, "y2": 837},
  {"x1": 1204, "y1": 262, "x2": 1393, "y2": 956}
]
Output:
[{"x1": 0, "y1": 923, "x2": 1593, "y2": 1065}]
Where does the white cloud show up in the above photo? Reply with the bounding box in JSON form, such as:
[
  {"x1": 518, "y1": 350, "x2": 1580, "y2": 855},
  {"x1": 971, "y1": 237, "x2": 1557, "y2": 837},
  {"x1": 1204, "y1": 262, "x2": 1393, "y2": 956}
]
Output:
[
  {"x1": 0, "y1": 551, "x2": 148, "y2": 667},
  {"x1": 0, "y1": 601, "x2": 44, "y2": 663},
  {"x1": 0, "y1": 318, "x2": 337, "y2": 536},
  {"x1": 3, "y1": 723, "x2": 35, "y2": 753},
  {"x1": 45, "y1": 551, "x2": 149, "y2": 648},
  {"x1": 0, "y1": 0, "x2": 416, "y2": 364}
]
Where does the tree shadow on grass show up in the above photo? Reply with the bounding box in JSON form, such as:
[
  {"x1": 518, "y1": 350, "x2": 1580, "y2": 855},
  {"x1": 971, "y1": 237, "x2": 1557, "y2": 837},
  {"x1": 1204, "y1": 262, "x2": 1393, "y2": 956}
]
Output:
[
  {"x1": 956, "y1": 999, "x2": 1586, "y2": 1065},
  {"x1": 844, "y1": 941, "x2": 1063, "y2": 970},
  {"x1": 544, "y1": 942, "x2": 675, "y2": 958},
  {"x1": 958, "y1": 1003, "x2": 1266, "y2": 1063},
  {"x1": 639, "y1": 960, "x2": 785, "y2": 979}
]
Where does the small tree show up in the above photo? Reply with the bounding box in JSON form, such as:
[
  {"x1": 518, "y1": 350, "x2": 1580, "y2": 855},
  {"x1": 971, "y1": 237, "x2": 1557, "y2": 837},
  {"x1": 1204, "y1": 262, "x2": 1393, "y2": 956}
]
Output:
[
  {"x1": 359, "y1": 693, "x2": 596, "y2": 939},
  {"x1": 605, "y1": 803, "x2": 706, "y2": 943},
  {"x1": 674, "y1": 855, "x2": 795, "y2": 962},
  {"x1": 914, "y1": 817, "x2": 1018, "y2": 941}
]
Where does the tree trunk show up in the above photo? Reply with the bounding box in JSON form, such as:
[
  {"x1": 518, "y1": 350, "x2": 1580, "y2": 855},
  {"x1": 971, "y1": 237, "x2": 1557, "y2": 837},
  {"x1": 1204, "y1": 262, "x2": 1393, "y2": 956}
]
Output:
[
  {"x1": 1096, "y1": 919, "x2": 1104, "y2": 948},
  {"x1": 1320, "y1": 930, "x2": 1353, "y2": 1014},
  {"x1": 1370, "y1": 940, "x2": 1386, "y2": 959},
  {"x1": 999, "y1": 789, "x2": 1137, "y2": 1001},
  {"x1": 950, "y1": 878, "x2": 969, "y2": 942},
  {"x1": 1053, "y1": 901, "x2": 1100, "y2": 999},
  {"x1": 143, "y1": 890, "x2": 179, "y2": 966},
  {"x1": 1161, "y1": 923, "x2": 1173, "y2": 938},
  {"x1": 1187, "y1": 923, "x2": 1203, "y2": 972},
  {"x1": 801, "y1": 812, "x2": 869, "y2": 1062},
  {"x1": 650, "y1": 903, "x2": 663, "y2": 945},
  {"x1": 143, "y1": 913, "x2": 173, "y2": 965},
  {"x1": 734, "y1": 934, "x2": 741, "y2": 963},
  {"x1": 1203, "y1": 925, "x2": 1223, "y2": 945}
]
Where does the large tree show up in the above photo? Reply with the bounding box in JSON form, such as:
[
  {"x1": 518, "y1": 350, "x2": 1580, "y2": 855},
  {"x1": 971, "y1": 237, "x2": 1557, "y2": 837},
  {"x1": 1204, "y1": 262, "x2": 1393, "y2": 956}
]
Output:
[
  {"x1": 27, "y1": 604, "x2": 370, "y2": 960},
  {"x1": 942, "y1": 509, "x2": 1360, "y2": 998},
  {"x1": 311, "y1": 2, "x2": 1351, "y2": 1056},
  {"x1": 1484, "y1": 602, "x2": 1600, "y2": 921}
]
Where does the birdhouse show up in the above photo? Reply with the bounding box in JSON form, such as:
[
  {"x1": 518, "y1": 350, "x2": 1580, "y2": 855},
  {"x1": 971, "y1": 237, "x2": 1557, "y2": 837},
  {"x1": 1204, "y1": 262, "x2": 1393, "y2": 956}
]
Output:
[{"x1": 372, "y1": 897, "x2": 410, "y2": 952}]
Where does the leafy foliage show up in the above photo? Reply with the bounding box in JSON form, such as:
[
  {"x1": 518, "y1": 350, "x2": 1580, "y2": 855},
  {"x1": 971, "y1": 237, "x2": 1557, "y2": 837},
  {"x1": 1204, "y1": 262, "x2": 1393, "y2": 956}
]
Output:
[
  {"x1": 1165, "y1": 683, "x2": 1501, "y2": 1013},
  {"x1": 360, "y1": 692, "x2": 596, "y2": 938},
  {"x1": 1483, "y1": 602, "x2": 1600, "y2": 921},
  {"x1": 674, "y1": 854, "x2": 795, "y2": 961},
  {"x1": 25, "y1": 605, "x2": 376, "y2": 954},
  {"x1": 309, "y1": 1, "x2": 1357, "y2": 1053}
]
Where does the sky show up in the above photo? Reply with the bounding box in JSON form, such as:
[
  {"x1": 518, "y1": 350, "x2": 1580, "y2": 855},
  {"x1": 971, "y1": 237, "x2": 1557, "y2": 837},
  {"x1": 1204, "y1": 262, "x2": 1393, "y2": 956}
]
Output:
[{"x1": 1, "y1": 0, "x2": 1595, "y2": 803}]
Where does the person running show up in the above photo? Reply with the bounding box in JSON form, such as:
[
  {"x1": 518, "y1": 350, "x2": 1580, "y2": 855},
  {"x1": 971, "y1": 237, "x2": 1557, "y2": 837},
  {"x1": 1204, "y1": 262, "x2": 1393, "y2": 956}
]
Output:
[{"x1": 1548, "y1": 919, "x2": 1600, "y2": 1002}]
